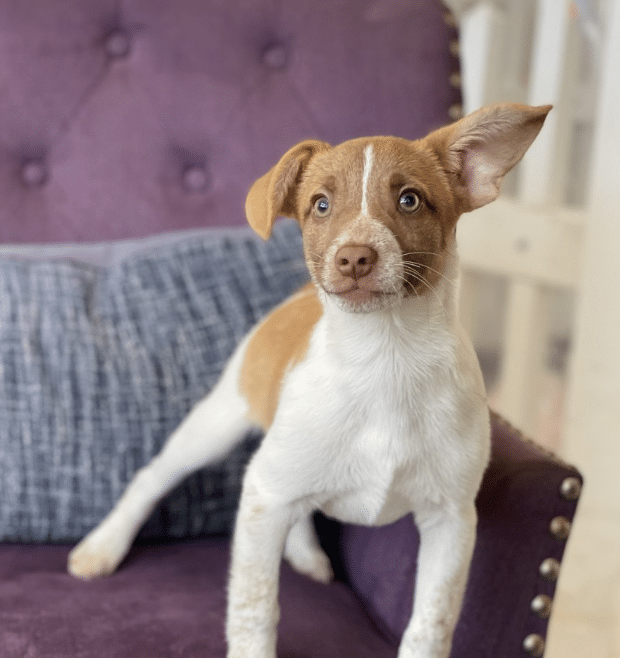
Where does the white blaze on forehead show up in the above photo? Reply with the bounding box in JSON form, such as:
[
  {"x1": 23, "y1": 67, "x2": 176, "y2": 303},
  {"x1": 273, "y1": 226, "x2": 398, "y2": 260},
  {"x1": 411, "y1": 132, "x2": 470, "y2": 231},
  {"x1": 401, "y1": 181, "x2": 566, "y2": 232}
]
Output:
[{"x1": 360, "y1": 143, "x2": 374, "y2": 218}]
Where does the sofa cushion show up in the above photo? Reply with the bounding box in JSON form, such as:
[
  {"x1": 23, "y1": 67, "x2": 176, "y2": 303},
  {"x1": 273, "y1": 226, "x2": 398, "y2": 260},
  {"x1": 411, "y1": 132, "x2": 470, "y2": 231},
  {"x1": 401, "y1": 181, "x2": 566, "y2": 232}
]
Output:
[{"x1": 0, "y1": 221, "x2": 308, "y2": 542}]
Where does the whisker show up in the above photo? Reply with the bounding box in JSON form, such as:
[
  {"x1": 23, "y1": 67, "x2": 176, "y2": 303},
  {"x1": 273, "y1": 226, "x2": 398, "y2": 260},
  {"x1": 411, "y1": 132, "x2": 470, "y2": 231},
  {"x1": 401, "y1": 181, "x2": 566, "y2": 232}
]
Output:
[
  {"x1": 400, "y1": 270, "x2": 448, "y2": 320},
  {"x1": 394, "y1": 273, "x2": 420, "y2": 299},
  {"x1": 402, "y1": 262, "x2": 458, "y2": 289},
  {"x1": 401, "y1": 250, "x2": 457, "y2": 261},
  {"x1": 400, "y1": 252, "x2": 458, "y2": 289},
  {"x1": 416, "y1": 275, "x2": 449, "y2": 319},
  {"x1": 401, "y1": 250, "x2": 441, "y2": 258},
  {"x1": 303, "y1": 249, "x2": 324, "y2": 262}
]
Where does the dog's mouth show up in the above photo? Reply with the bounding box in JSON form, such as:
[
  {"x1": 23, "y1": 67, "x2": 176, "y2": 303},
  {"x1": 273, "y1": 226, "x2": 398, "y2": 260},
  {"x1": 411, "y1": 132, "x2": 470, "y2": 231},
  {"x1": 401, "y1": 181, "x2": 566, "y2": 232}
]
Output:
[
  {"x1": 321, "y1": 283, "x2": 399, "y2": 312},
  {"x1": 329, "y1": 285, "x2": 393, "y2": 303}
]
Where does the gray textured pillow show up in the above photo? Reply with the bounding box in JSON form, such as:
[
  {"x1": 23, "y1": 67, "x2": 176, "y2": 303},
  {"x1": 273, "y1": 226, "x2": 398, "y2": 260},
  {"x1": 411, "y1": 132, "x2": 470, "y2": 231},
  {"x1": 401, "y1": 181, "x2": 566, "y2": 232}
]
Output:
[{"x1": 0, "y1": 221, "x2": 308, "y2": 542}]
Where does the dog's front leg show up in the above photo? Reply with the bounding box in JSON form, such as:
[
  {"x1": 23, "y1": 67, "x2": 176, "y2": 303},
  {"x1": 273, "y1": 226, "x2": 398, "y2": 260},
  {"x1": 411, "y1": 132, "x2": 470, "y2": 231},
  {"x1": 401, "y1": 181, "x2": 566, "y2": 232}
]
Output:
[
  {"x1": 398, "y1": 505, "x2": 477, "y2": 658},
  {"x1": 227, "y1": 465, "x2": 294, "y2": 658}
]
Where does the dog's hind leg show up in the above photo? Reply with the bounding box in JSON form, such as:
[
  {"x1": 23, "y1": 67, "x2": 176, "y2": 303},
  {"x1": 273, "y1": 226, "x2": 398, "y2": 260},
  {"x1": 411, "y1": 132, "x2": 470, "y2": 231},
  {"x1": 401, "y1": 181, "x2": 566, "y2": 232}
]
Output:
[
  {"x1": 68, "y1": 347, "x2": 253, "y2": 580},
  {"x1": 284, "y1": 515, "x2": 334, "y2": 584}
]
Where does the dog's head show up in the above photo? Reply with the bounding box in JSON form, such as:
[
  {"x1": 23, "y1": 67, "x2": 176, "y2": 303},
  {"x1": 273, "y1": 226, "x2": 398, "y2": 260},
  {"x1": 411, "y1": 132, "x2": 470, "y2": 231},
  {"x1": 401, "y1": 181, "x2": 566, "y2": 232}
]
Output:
[{"x1": 246, "y1": 103, "x2": 551, "y2": 312}]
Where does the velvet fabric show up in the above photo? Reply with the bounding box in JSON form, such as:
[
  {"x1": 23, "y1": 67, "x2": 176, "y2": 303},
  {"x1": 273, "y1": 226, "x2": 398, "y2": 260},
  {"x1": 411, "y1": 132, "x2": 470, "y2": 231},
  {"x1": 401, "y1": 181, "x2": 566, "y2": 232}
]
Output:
[
  {"x1": 0, "y1": 541, "x2": 396, "y2": 658},
  {"x1": 0, "y1": 0, "x2": 461, "y2": 243}
]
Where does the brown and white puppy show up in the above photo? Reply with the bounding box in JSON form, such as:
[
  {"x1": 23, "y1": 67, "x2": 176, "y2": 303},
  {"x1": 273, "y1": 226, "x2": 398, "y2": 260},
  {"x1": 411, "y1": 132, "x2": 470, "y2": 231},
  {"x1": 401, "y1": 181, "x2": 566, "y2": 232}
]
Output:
[{"x1": 69, "y1": 103, "x2": 550, "y2": 658}]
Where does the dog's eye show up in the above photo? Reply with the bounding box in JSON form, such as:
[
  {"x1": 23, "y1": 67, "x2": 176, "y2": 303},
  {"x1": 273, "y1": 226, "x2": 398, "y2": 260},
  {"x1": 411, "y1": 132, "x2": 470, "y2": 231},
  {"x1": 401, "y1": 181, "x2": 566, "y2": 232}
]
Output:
[
  {"x1": 398, "y1": 190, "x2": 422, "y2": 214},
  {"x1": 313, "y1": 196, "x2": 330, "y2": 218}
]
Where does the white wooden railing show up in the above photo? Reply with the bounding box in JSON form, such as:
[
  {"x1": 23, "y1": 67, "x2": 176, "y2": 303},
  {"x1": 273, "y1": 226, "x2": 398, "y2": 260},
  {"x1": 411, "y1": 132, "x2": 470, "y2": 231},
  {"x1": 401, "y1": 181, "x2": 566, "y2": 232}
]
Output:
[
  {"x1": 449, "y1": 0, "x2": 618, "y2": 449},
  {"x1": 449, "y1": 2, "x2": 620, "y2": 654}
]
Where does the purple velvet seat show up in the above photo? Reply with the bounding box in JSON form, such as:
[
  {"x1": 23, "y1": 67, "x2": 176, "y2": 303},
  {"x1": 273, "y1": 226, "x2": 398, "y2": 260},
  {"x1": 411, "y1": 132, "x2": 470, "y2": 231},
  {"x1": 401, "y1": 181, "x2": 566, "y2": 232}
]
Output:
[
  {"x1": 0, "y1": 1, "x2": 581, "y2": 657},
  {"x1": 0, "y1": 541, "x2": 396, "y2": 658}
]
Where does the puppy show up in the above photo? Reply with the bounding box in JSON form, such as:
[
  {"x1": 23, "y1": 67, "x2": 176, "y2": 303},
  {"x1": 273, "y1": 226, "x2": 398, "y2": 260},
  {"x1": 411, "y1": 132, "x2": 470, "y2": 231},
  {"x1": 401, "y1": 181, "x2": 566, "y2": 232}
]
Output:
[{"x1": 69, "y1": 103, "x2": 550, "y2": 658}]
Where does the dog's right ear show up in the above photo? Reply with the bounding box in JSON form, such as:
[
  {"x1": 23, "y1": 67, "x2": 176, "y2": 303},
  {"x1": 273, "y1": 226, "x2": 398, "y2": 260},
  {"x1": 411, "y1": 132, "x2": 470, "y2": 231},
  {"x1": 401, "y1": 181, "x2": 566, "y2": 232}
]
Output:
[{"x1": 246, "y1": 140, "x2": 330, "y2": 239}]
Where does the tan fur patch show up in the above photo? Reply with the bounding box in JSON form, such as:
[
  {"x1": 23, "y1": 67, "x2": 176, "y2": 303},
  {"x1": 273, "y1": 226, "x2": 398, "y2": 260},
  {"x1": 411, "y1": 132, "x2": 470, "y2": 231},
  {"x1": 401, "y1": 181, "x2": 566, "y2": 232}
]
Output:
[{"x1": 240, "y1": 283, "x2": 323, "y2": 429}]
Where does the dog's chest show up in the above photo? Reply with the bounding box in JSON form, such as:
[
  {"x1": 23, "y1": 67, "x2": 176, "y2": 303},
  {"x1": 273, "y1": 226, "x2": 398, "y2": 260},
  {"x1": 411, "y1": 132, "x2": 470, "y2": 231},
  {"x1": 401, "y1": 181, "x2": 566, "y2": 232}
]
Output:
[
  {"x1": 319, "y1": 429, "x2": 434, "y2": 526},
  {"x1": 315, "y1": 384, "x2": 460, "y2": 526},
  {"x1": 278, "y1": 318, "x2": 472, "y2": 525}
]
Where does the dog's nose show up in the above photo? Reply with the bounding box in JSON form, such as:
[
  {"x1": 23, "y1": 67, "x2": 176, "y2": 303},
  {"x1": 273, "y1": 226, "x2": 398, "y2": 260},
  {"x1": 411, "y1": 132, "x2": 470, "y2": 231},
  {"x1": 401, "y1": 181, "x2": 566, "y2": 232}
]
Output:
[{"x1": 335, "y1": 245, "x2": 378, "y2": 280}]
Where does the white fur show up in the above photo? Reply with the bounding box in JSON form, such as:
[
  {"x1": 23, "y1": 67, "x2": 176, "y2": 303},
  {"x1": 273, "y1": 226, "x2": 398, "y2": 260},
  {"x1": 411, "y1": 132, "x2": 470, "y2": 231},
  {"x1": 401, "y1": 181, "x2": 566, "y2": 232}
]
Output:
[
  {"x1": 360, "y1": 143, "x2": 374, "y2": 218},
  {"x1": 68, "y1": 147, "x2": 490, "y2": 658}
]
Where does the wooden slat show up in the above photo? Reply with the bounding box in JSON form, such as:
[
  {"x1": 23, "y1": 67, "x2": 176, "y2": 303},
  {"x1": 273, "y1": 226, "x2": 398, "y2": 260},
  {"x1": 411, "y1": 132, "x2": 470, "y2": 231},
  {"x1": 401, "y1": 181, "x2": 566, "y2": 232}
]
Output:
[
  {"x1": 563, "y1": 0, "x2": 620, "y2": 517},
  {"x1": 519, "y1": 0, "x2": 573, "y2": 205},
  {"x1": 459, "y1": 2, "x2": 502, "y2": 112},
  {"x1": 458, "y1": 199, "x2": 584, "y2": 289},
  {"x1": 498, "y1": 281, "x2": 551, "y2": 435}
]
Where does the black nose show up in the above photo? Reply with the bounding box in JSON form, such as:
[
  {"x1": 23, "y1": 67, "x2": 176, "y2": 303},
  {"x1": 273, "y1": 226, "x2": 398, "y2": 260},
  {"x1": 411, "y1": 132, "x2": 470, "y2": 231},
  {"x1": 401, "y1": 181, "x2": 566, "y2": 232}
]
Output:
[{"x1": 335, "y1": 245, "x2": 378, "y2": 280}]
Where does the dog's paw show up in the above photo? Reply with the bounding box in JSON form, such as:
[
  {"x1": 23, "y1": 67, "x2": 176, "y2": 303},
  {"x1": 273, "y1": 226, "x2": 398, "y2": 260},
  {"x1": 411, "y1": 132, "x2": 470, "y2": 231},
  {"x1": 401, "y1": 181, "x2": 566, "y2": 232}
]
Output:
[
  {"x1": 285, "y1": 545, "x2": 334, "y2": 584},
  {"x1": 67, "y1": 528, "x2": 130, "y2": 580}
]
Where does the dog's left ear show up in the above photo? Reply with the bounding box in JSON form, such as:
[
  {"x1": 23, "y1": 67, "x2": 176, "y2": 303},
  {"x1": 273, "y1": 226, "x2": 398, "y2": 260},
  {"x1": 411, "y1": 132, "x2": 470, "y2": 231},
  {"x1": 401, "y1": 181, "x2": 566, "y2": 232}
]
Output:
[
  {"x1": 426, "y1": 103, "x2": 552, "y2": 213},
  {"x1": 246, "y1": 139, "x2": 330, "y2": 239}
]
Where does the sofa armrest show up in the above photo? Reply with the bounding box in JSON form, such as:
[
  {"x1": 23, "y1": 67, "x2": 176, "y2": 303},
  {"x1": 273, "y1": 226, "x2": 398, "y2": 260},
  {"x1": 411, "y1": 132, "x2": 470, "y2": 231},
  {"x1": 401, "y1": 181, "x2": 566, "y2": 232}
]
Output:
[{"x1": 330, "y1": 412, "x2": 582, "y2": 656}]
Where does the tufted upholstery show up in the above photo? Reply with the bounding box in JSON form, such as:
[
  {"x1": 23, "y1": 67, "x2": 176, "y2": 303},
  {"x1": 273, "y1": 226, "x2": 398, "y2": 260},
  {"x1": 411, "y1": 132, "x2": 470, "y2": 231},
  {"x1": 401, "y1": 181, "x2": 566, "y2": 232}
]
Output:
[
  {"x1": 0, "y1": 1, "x2": 581, "y2": 657},
  {"x1": 0, "y1": 0, "x2": 461, "y2": 244}
]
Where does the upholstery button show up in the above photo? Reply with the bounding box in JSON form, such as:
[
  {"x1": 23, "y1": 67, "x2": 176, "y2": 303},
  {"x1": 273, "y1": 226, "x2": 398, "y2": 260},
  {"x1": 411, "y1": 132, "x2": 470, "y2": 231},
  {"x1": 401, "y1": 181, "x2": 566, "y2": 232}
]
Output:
[
  {"x1": 449, "y1": 72, "x2": 461, "y2": 88},
  {"x1": 443, "y1": 12, "x2": 457, "y2": 28},
  {"x1": 448, "y1": 104, "x2": 463, "y2": 121},
  {"x1": 183, "y1": 165, "x2": 209, "y2": 192},
  {"x1": 262, "y1": 44, "x2": 288, "y2": 69},
  {"x1": 105, "y1": 29, "x2": 131, "y2": 58},
  {"x1": 560, "y1": 476, "x2": 581, "y2": 500},
  {"x1": 549, "y1": 516, "x2": 571, "y2": 541},
  {"x1": 531, "y1": 594, "x2": 553, "y2": 618},
  {"x1": 523, "y1": 633, "x2": 545, "y2": 657},
  {"x1": 20, "y1": 159, "x2": 48, "y2": 187},
  {"x1": 539, "y1": 557, "x2": 560, "y2": 581}
]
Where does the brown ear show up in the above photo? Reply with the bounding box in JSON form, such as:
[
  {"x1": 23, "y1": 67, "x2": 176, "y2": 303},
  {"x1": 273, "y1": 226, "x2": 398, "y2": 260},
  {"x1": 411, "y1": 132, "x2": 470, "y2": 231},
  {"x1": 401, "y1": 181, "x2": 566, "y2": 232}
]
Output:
[
  {"x1": 245, "y1": 139, "x2": 330, "y2": 239},
  {"x1": 426, "y1": 103, "x2": 552, "y2": 212}
]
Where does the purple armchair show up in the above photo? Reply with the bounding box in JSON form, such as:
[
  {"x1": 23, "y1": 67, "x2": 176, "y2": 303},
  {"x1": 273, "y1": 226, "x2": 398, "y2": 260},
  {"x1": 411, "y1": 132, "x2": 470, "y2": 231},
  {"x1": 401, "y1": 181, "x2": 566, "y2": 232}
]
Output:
[{"x1": 0, "y1": 1, "x2": 581, "y2": 657}]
